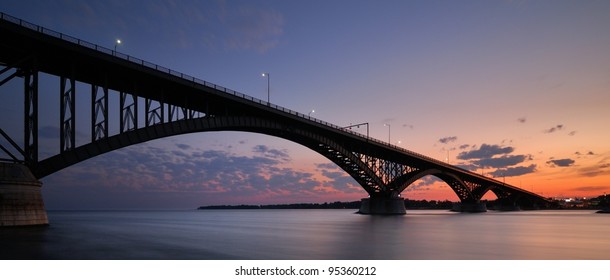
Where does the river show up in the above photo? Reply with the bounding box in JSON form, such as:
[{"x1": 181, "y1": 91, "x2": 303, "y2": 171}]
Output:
[{"x1": 1, "y1": 209, "x2": 609, "y2": 260}]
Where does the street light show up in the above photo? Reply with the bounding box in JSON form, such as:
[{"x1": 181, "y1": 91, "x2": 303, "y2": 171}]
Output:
[
  {"x1": 308, "y1": 109, "x2": 315, "y2": 117},
  {"x1": 344, "y1": 122, "x2": 369, "y2": 138},
  {"x1": 384, "y1": 123, "x2": 391, "y2": 143},
  {"x1": 261, "y1": 72, "x2": 270, "y2": 104},
  {"x1": 114, "y1": 39, "x2": 121, "y2": 54}
]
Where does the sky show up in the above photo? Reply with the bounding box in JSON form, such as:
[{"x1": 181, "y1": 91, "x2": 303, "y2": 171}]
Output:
[{"x1": 1, "y1": 0, "x2": 610, "y2": 210}]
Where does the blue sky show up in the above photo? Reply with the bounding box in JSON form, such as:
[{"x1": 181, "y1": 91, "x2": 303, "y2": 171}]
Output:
[{"x1": 1, "y1": 0, "x2": 610, "y2": 209}]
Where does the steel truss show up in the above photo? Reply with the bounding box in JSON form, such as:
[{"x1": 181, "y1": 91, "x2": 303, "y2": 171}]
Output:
[
  {"x1": 146, "y1": 98, "x2": 163, "y2": 126},
  {"x1": 60, "y1": 76, "x2": 75, "y2": 152},
  {"x1": 120, "y1": 91, "x2": 137, "y2": 132},
  {"x1": 92, "y1": 84, "x2": 109, "y2": 141},
  {"x1": 24, "y1": 68, "x2": 38, "y2": 164}
]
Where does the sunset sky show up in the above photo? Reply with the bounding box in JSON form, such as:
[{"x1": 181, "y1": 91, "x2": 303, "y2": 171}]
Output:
[{"x1": 1, "y1": 0, "x2": 609, "y2": 210}]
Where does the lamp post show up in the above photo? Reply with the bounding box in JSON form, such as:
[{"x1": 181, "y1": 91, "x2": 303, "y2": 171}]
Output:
[
  {"x1": 343, "y1": 122, "x2": 369, "y2": 138},
  {"x1": 384, "y1": 123, "x2": 391, "y2": 143},
  {"x1": 114, "y1": 39, "x2": 121, "y2": 54},
  {"x1": 261, "y1": 72, "x2": 270, "y2": 104},
  {"x1": 308, "y1": 109, "x2": 315, "y2": 117}
]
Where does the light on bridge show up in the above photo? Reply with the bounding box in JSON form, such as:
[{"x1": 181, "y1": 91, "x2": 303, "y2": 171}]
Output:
[
  {"x1": 114, "y1": 39, "x2": 122, "y2": 53},
  {"x1": 261, "y1": 72, "x2": 270, "y2": 103},
  {"x1": 384, "y1": 123, "x2": 391, "y2": 143}
]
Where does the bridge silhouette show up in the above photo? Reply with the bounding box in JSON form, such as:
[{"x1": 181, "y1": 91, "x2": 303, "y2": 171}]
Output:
[{"x1": 0, "y1": 13, "x2": 549, "y2": 226}]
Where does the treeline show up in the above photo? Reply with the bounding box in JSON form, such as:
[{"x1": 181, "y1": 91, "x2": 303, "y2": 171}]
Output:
[
  {"x1": 198, "y1": 199, "x2": 456, "y2": 210},
  {"x1": 198, "y1": 201, "x2": 361, "y2": 210},
  {"x1": 405, "y1": 199, "x2": 454, "y2": 209}
]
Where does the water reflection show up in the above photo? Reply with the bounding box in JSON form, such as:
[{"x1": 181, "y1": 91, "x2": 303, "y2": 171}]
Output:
[{"x1": 1, "y1": 210, "x2": 609, "y2": 259}]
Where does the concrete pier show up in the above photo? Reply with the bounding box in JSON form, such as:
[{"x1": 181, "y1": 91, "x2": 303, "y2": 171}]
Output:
[
  {"x1": 451, "y1": 201, "x2": 487, "y2": 213},
  {"x1": 497, "y1": 202, "x2": 521, "y2": 211},
  {"x1": 358, "y1": 196, "x2": 406, "y2": 215},
  {"x1": 0, "y1": 163, "x2": 48, "y2": 226}
]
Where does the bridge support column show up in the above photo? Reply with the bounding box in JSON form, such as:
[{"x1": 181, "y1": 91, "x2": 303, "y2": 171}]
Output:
[
  {"x1": 358, "y1": 196, "x2": 406, "y2": 215},
  {"x1": 521, "y1": 204, "x2": 540, "y2": 210},
  {"x1": 451, "y1": 201, "x2": 487, "y2": 213},
  {"x1": 497, "y1": 201, "x2": 521, "y2": 211},
  {"x1": 0, "y1": 163, "x2": 48, "y2": 226}
]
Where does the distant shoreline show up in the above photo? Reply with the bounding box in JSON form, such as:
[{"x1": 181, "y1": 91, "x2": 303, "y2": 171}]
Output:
[
  {"x1": 198, "y1": 201, "x2": 361, "y2": 210},
  {"x1": 197, "y1": 200, "x2": 456, "y2": 210},
  {"x1": 198, "y1": 197, "x2": 610, "y2": 211}
]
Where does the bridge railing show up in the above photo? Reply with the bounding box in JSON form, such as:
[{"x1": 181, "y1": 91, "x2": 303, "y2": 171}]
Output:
[{"x1": 1, "y1": 12, "x2": 516, "y2": 190}]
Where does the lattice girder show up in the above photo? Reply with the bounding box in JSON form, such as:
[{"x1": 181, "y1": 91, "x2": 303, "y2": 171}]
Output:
[
  {"x1": 472, "y1": 185, "x2": 512, "y2": 201},
  {"x1": 389, "y1": 168, "x2": 478, "y2": 202},
  {"x1": 24, "y1": 69, "x2": 38, "y2": 165},
  {"x1": 91, "y1": 84, "x2": 109, "y2": 141},
  {"x1": 442, "y1": 176, "x2": 477, "y2": 202},
  {"x1": 313, "y1": 142, "x2": 385, "y2": 194},
  {"x1": 352, "y1": 152, "x2": 420, "y2": 192}
]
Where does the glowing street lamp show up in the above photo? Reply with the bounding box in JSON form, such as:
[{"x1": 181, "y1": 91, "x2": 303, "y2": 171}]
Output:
[
  {"x1": 261, "y1": 72, "x2": 270, "y2": 104},
  {"x1": 114, "y1": 39, "x2": 121, "y2": 53},
  {"x1": 308, "y1": 109, "x2": 315, "y2": 117}
]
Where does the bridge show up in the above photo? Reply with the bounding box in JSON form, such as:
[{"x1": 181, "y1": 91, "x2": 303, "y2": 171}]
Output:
[{"x1": 0, "y1": 13, "x2": 549, "y2": 226}]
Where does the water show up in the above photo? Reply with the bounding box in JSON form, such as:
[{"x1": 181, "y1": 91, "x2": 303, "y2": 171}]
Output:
[{"x1": 1, "y1": 209, "x2": 609, "y2": 260}]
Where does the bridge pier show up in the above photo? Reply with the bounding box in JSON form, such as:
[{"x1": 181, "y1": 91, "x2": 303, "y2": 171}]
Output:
[
  {"x1": 358, "y1": 196, "x2": 406, "y2": 215},
  {"x1": 496, "y1": 201, "x2": 521, "y2": 211},
  {"x1": 451, "y1": 201, "x2": 487, "y2": 213},
  {"x1": 0, "y1": 163, "x2": 48, "y2": 226},
  {"x1": 519, "y1": 204, "x2": 540, "y2": 210}
]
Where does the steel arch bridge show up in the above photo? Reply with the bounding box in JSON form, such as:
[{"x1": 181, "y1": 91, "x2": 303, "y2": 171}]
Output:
[{"x1": 0, "y1": 13, "x2": 549, "y2": 225}]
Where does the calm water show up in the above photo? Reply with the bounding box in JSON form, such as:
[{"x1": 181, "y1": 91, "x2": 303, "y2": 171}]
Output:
[{"x1": 1, "y1": 209, "x2": 609, "y2": 260}]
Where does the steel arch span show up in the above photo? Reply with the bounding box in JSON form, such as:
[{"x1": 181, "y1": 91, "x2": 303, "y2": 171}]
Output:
[{"x1": 32, "y1": 113, "x2": 550, "y2": 211}]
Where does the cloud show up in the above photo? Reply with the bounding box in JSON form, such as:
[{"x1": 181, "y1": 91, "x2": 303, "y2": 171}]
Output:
[
  {"x1": 543, "y1": 124, "x2": 564, "y2": 134},
  {"x1": 381, "y1": 118, "x2": 395, "y2": 124},
  {"x1": 473, "y1": 155, "x2": 528, "y2": 168},
  {"x1": 42, "y1": 141, "x2": 368, "y2": 209},
  {"x1": 570, "y1": 186, "x2": 610, "y2": 192},
  {"x1": 578, "y1": 163, "x2": 610, "y2": 177},
  {"x1": 455, "y1": 163, "x2": 478, "y2": 171},
  {"x1": 317, "y1": 162, "x2": 338, "y2": 169},
  {"x1": 457, "y1": 144, "x2": 514, "y2": 160},
  {"x1": 458, "y1": 144, "x2": 471, "y2": 150},
  {"x1": 438, "y1": 136, "x2": 458, "y2": 144},
  {"x1": 568, "y1": 131, "x2": 577, "y2": 136},
  {"x1": 517, "y1": 117, "x2": 526, "y2": 123},
  {"x1": 315, "y1": 163, "x2": 361, "y2": 194},
  {"x1": 252, "y1": 145, "x2": 289, "y2": 161},
  {"x1": 176, "y1": 143, "x2": 191, "y2": 150},
  {"x1": 489, "y1": 164, "x2": 537, "y2": 177},
  {"x1": 456, "y1": 143, "x2": 536, "y2": 178},
  {"x1": 546, "y1": 158, "x2": 575, "y2": 167},
  {"x1": 575, "y1": 151, "x2": 595, "y2": 158},
  {"x1": 403, "y1": 176, "x2": 442, "y2": 192}
]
